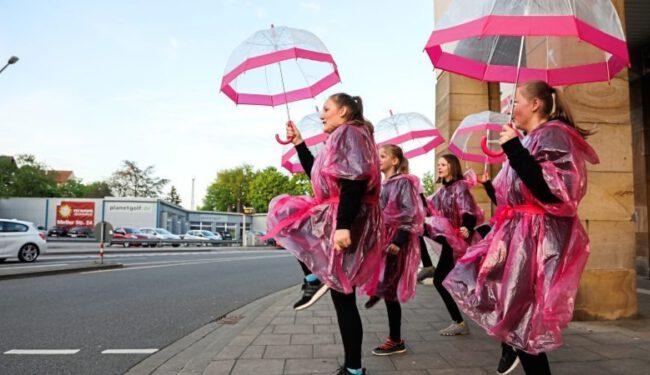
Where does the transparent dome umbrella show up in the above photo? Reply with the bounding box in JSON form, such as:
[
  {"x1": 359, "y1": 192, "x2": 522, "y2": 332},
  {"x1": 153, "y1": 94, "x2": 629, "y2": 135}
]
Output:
[
  {"x1": 374, "y1": 111, "x2": 445, "y2": 159},
  {"x1": 220, "y1": 25, "x2": 340, "y2": 144},
  {"x1": 280, "y1": 111, "x2": 328, "y2": 173},
  {"x1": 424, "y1": 0, "x2": 629, "y2": 157},
  {"x1": 448, "y1": 111, "x2": 512, "y2": 171}
]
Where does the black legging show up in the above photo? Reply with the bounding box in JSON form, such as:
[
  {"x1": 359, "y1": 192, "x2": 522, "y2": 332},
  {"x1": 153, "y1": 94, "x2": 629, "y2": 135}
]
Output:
[
  {"x1": 298, "y1": 260, "x2": 311, "y2": 277},
  {"x1": 385, "y1": 299, "x2": 401, "y2": 342},
  {"x1": 419, "y1": 236, "x2": 433, "y2": 268},
  {"x1": 331, "y1": 288, "x2": 363, "y2": 369},
  {"x1": 502, "y1": 343, "x2": 551, "y2": 375},
  {"x1": 433, "y1": 237, "x2": 463, "y2": 323}
]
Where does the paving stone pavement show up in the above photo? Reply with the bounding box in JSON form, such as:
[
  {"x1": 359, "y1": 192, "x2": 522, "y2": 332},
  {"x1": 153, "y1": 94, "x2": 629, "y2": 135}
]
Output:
[{"x1": 127, "y1": 279, "x2": 650, "y2": 375}]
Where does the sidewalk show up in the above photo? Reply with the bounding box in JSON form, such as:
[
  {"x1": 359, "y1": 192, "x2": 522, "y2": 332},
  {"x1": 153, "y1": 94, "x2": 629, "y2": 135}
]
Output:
[{"x1": 128, "y1": 280, "x2": 650, "y2": 375}]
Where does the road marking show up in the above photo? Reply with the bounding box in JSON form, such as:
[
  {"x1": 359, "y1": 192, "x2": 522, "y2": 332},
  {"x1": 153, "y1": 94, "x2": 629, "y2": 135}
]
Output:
[
  {"x1": 81, "y1": 254, "x2": 291, "y2": 274},
  {"x1": 101, "y1": 349, "x2": 158, "y2": 354},
  {"x1": 2, "y1": 263, "x2": 69, "y2": 269},
  {"x1": 4, "y1": 349, "x2": 80, "y2": 355},
  {"x1": 638, "y1": 288, "x2": 650, "y2": 295}
]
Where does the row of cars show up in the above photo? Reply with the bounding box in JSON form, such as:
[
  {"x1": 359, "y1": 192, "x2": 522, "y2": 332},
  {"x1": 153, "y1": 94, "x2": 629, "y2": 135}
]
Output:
[{"x1": 109, "y1": 227, "x2": 233, "y2": 248}]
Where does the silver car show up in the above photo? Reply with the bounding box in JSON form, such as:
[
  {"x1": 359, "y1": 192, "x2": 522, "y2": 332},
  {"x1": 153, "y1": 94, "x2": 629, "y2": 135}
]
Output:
[{"x1": 140, "y1": 227, "x2": 182, "y2": 247}]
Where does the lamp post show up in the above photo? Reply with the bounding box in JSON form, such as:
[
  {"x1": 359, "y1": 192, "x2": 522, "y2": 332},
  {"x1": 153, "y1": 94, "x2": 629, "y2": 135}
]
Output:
[{"x1": 0, "y1": 56, "x2": 19, "y2": 75}]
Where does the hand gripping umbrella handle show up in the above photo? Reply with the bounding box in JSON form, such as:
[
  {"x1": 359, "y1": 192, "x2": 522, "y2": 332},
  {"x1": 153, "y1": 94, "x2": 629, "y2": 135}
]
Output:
[
  {"x1": 480, "y1": 136, "x2": 504, "y2": 158},
  {"x1": 481, "y1": 122, "x2": 517, "y2": 158},
  {"x1": 275, "y1": 121, "x2": 296, "y2": 145},
  {"x1": 275, "y1": 134, "x2": 293, "y2": 145}
]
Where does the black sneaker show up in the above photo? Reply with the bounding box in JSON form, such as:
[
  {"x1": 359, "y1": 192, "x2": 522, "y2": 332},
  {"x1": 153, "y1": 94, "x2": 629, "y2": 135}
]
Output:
[
  {"x1": 293, "y1": 280, "x2": 329, "y2": 311},
  {"x1": 496, "y1": 344, "x2": 520, "y2": 375},
  {"x1": 371, "y1": 338, "x2": 407, "y2": 356},
  {"x1": 364, "y1": 296, "x2": 381, "y2": 309},
  {"x1": 335, "y1": 366, "x2": 366, "y2": 375}
]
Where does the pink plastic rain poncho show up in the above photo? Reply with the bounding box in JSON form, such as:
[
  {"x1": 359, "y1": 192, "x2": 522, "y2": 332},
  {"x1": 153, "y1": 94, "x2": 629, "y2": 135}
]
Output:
[
  {"x1": 267, "y1": 123, "x2": 383, "y2": 294},
  {"x1": 374, "y1": 174, "x2": 425, "y2": 303},
  {"x1": 443, "y1": 121, "x2": 599, "y2": 354},
  {"x1": 425, "y1": 170, "x2": 485, "y2": 259}
]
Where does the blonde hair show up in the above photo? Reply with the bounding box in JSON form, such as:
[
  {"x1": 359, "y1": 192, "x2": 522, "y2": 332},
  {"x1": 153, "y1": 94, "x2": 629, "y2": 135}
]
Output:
[{"x1": 380, "y1": 144, "x2": 409, "y2": 174}]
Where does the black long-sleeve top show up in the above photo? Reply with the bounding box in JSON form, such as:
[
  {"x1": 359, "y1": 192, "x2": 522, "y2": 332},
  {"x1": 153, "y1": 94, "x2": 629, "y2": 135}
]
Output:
[
  {"x1": 501, "y1": 137, "x2": 562, "y2": 204},
  {"x1": 294, "y1": 142, "x2": 366, "y2": 231},
  {"x1": 482, "y1": 180, "x2": 498, "y2": 205}
]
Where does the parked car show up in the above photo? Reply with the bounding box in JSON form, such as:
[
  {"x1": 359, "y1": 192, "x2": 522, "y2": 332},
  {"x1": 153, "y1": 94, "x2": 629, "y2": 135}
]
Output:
[
  {"x1": 0, "y1": 219, "x2": 48, "y2": 262},
  {"x1": 183, "y1": 230, "x2": 222, "y2": 246},
  {"x1": 47, "y1": 225, "x2": 69, "y2": 237},
  {"x1": 216, "y1": 230, "x2": 232, "y2": 240},
  {"x1": 110, "y1": 227, "x2": 156, "y2": 248},
  {"x1": 250, "y1": 230, "x2": 276, "y2": 246},
  {"x1": 68, "y1": 226, "x2": 94, "y2": 238},
  {"x1": 140, "y1": 227, "x2": 181, "y2": 247}
]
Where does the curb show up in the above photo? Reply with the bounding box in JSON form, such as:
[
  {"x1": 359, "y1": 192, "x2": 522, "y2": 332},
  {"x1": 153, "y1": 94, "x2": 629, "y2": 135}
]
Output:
[
  {"x1": 126, "y1": 285, "x2": 296, "y2": 375},
  {"x1": 0, "y1": 262, "x2": 124, "y2": 280}
]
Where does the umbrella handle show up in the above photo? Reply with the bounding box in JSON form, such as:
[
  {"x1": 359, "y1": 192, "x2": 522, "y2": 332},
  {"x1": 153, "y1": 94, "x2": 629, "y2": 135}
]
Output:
[
  {"x1": 275, "y1": 134, "x2": 293, "y2": 145},
  {"x1": 275, "y1": 120, "x2": 296, "y2": 145},
  {"x1": 480, "y1": 136, "x2": 504, "y2": 158}
]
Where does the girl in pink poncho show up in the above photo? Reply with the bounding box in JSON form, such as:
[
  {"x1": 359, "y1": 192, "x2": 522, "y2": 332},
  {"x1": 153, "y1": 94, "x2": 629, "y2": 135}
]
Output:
[
  {"x1": 364, "y1": 144, "x2": 425, "y2": 357},
  {"x1": 443, "y1": 80, "x2": 599, "y2": 375},
  {"x1": 425, "y1": 154, "x2": 484, "y2": 337},
  {"x1": 266, "y1": 93, "x2": 381, "y2": 375}
]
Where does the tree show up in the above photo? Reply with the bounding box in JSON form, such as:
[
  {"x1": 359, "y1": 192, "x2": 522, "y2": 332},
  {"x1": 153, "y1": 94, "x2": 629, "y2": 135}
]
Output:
[
  {"x1": 10, "y1": 154, "x2": 58, "y2": 197},
  {"x1": 247, "y1": 167, "x2": 294, "y2": 213},
  {"x1": 166, "y1": 185, "x2": 182, "y2": 205},
  {"x1": 0, "y1": 156, "x2": 18, "y2": 198},
  {"x1": 83, "y1": 181, "x2": 113, "y2": 198},
  {"x1": 56, "y1": 178, "x2": 87, "y2": 198},
  {"x1": 288, "y1": 173, "x2": 313, "y2": 196},
  {"x1": 108, "y1": 160, "x2": 169, "y2": 198},
  {"x1": 422, "y1": 171, "x2": 436, "y2": 196},
  {"x1": 202, "y1": 165, "x2": 254, "y2": 212}
]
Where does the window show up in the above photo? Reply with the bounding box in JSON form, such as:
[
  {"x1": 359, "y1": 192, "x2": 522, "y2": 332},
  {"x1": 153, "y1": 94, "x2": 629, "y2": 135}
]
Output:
[{"x1": 0, "y1": 221, "x2": 29, "y2": 233}]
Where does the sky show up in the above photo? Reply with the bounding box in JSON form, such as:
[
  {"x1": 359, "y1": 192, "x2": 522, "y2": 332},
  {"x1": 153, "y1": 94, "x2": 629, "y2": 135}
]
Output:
[{"x1": 0, "y1": 0, "x2": 438, "y2": 209}]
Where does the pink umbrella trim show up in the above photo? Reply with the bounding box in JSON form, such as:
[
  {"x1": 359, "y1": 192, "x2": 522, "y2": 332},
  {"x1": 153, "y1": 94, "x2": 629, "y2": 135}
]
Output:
[
  {"x1": 448, "y1": 142, "x2": 506, "y2": 164},
  {"x1": 376, "y1": 129, "x2": 446, "y2": 160},
  {"x1": 425, "y1": 15, "x2": 629, "y2": 86},
  {"x1": 221, "y1": 47, "x2": 340, "y2": 106},
  {"x1": 455, "y1": 123, "x2": 505, "y2": 136},
  {"x1": 281, "y1": 133, "x2": 329, "y2": 173}
]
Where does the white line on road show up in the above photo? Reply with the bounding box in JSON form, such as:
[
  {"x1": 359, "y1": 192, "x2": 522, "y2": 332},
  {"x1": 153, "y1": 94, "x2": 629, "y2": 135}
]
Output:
[
  {"x1": 2, "y1": 263, "x2": 69, "y2": 269},
  {"x1": 638, "y1": 288, "x2": 650, "y2": 295},
  {"x1": 4, "y1": 349, "x2": 80, "y2": 355},
  {"x1": 81, "y1": 254, "x2": 291, "y2": 274},
  {"x1": 101, "y1": 349, "x2": 158, "y2": 354}
]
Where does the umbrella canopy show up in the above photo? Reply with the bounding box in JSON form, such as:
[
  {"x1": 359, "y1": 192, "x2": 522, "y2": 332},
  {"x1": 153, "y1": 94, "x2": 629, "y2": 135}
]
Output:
[
  {"x1": 425, "y1": 0, "x2": 629, "y2": 86},
  {"x1": 221, "y1": 25, "x2": 340, "y2": 107},
  {"x1": 374, "y1": 112, "x2": 445, "y2": 159},
  {"x1": 448, "y1": 111, "x2": 511, "y2": 164},
  {"x1": 281, "y1": 112, "x2": 327, "y2": 173}
]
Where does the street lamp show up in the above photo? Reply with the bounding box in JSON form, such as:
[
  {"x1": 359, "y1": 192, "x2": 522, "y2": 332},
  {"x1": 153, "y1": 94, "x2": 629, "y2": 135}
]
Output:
[{"x1": 0, "y1": 56, "x2": 19, "y2": 75}]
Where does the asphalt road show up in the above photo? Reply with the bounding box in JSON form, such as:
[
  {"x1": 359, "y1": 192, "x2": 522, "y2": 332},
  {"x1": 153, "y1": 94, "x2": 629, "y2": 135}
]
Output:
[{"x1": 0, "y1": 249, "x2": 301, "y2": 375}]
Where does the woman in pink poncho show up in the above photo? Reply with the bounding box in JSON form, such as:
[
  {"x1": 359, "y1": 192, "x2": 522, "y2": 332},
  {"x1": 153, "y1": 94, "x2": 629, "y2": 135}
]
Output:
[
  {"x1": 364, "y1": 144, "x2": 425, "y2": 357},
  {"x1": 425, "y1": 154, "x2": 484, "y2": 336},
  {"x1": 443, "y1": 80, "x2": 599, "y2": 375},
  {"x1": 266, "y1": 93, "x2": 381, "y2": 375}
]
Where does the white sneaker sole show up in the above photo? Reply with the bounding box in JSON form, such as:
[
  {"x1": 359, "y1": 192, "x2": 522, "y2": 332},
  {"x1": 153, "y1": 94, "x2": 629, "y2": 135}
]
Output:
[
  {"x1": 496, "y1": 356, "x2": 520, "y2": 375},
  {"x1": 294, "y1": 284, "x2": 330, "y2": 311}
]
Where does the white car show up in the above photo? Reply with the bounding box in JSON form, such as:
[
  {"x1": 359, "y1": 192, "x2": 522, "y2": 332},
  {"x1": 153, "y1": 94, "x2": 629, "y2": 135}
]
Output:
[
  {"x1": 183, "y1": 230, "x2": 222, "y2": 246},
  {"x1": 140, "y1": 227, "x2": 182, "y2": 247},
  {"x1": 0, "y1": 219, "x2": 48, "y2": 263}
]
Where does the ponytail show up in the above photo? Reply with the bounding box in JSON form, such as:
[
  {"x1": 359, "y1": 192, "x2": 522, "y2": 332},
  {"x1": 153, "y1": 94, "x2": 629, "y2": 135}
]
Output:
[
  {"x1": 521, "y1": 80, "x2": 594, "y2": 139},
  {"x1": 329, "y1": 93, "x2": 373, "y2": 134}
]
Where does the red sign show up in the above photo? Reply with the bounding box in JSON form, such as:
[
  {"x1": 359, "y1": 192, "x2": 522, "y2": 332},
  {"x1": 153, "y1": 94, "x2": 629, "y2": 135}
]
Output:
[{"x1": 56, "y1": 201, "x2": 95, "y2": 227}]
